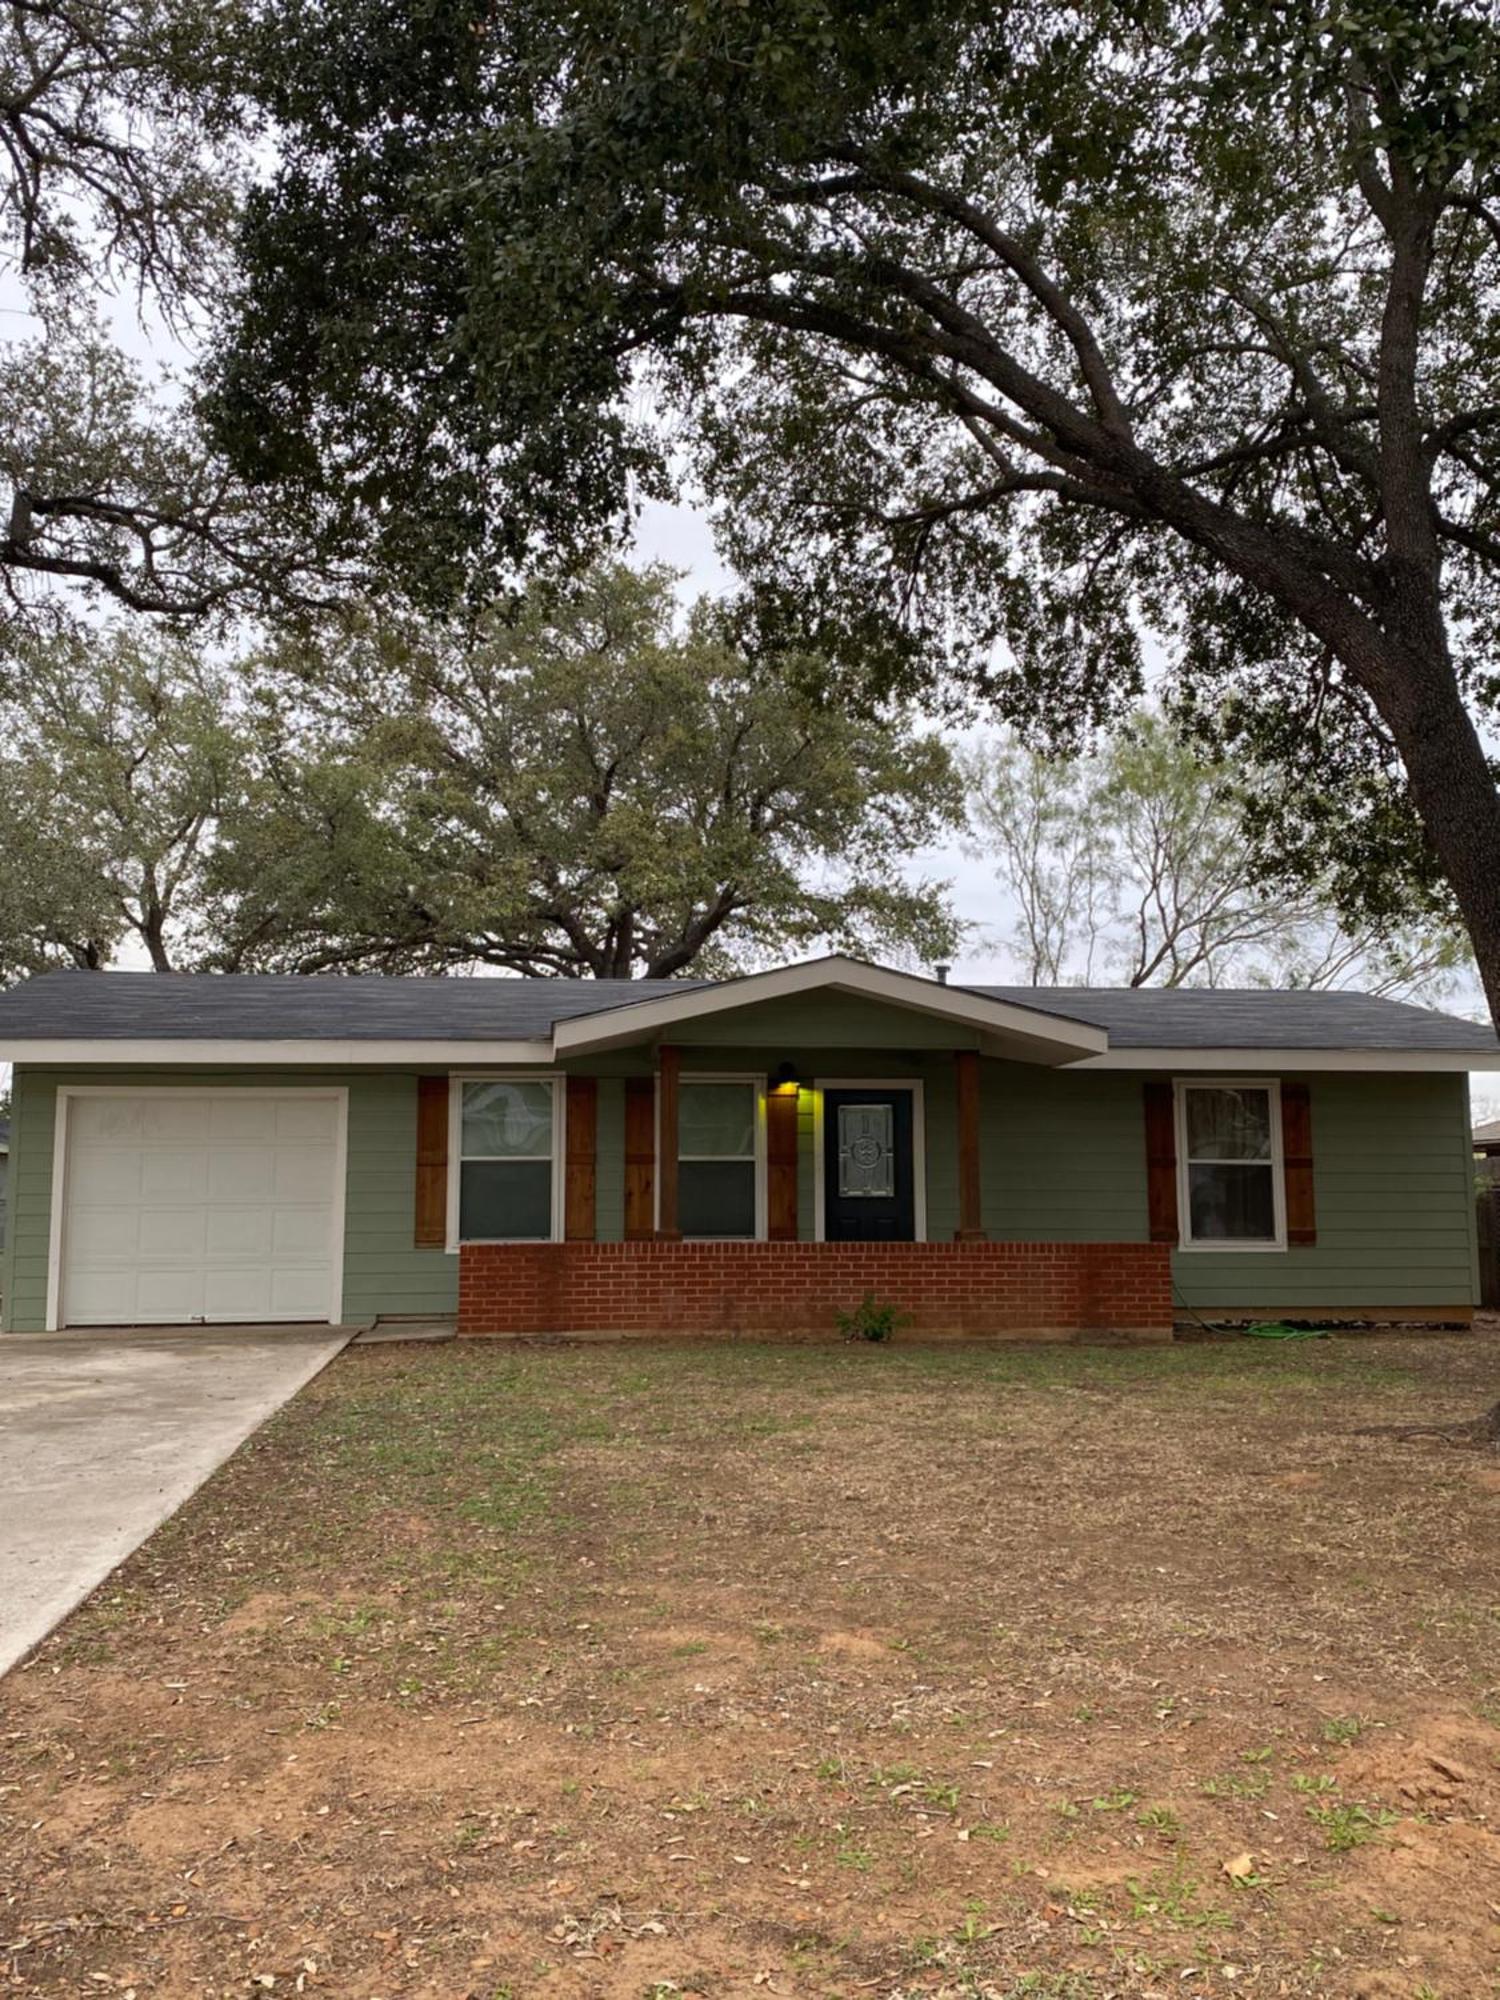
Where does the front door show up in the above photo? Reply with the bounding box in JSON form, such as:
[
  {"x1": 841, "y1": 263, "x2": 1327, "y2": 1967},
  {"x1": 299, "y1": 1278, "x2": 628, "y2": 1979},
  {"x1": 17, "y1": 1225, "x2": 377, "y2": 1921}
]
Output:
[{"x1": 823, "y1": 1088, "x2": 916, "y2": 1241}]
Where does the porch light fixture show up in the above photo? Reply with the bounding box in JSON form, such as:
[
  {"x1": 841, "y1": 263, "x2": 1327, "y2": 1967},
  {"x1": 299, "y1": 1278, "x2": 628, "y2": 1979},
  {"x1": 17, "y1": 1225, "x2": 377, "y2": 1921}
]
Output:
[{"x1": 774, "y1": 1060, "x2": 801, "y2": 1089}]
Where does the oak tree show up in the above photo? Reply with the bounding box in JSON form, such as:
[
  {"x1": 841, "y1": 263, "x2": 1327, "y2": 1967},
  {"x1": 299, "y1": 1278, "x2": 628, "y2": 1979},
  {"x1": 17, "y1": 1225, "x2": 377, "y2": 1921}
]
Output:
[{"x1": 211, "y1": 0, "x2": 1500, "y2": 1022}]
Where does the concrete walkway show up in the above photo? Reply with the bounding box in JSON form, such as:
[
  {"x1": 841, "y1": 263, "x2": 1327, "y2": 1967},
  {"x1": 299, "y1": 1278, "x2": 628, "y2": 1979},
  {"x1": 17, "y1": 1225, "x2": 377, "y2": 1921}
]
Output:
[{"x1": 0, "y1": 1326, "x2": 353, "y2": 1679}]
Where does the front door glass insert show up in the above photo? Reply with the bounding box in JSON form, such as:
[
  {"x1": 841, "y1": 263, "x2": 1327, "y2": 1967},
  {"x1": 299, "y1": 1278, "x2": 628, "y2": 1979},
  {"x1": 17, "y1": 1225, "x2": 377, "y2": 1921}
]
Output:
[{"x1": 837, "y1": 1102, "x2": 895, "y2": 1198}]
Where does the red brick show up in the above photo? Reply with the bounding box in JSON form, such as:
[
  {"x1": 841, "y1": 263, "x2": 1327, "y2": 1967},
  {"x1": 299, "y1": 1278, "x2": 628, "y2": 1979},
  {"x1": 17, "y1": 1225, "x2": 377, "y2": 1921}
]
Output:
[{"x1": 457, "y1": 1241, "x2": 1172, "y2": 1342}]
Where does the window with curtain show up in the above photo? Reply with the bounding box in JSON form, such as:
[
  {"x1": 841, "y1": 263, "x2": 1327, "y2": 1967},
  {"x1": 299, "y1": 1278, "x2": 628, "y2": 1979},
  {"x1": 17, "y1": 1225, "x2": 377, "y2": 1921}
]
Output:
[
  {"x1": 677, "y1": 1079, "x2": 759, "y2": 1238},
  {"x1": 1179, "y1": 1083, "x2": 1281, "y2": 1246},
  {"x1": 457, "y1": 1079, "x2": 557, "y2": 1240}
]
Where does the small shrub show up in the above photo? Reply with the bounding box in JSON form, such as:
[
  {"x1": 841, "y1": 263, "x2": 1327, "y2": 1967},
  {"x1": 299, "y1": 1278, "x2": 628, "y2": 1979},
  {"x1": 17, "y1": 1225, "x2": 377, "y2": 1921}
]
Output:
[{"x1": 836, "y1": 1291, "x2": 911, "y2": 1342}]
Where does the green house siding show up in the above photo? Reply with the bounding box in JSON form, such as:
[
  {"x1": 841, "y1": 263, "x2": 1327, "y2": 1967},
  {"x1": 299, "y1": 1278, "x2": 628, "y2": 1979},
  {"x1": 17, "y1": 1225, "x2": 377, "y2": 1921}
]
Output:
[
  {"x1": 1, "y1": 1067, "x2": 459, "y2": 1334},
  {"x1": 1, "y1": 1055, "x2": 1477, "y2": 1334},
  {"x1": 980, "y1": 1064, "x2": 1150, "y2": 1242},
  {"x1": 1168, "y1": 1073, "x2": 1477, "y2": 1312}
]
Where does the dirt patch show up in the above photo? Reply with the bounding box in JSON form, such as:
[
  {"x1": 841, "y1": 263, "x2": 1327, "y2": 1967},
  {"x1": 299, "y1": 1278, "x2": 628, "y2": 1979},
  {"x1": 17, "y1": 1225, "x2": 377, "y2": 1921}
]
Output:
[{"x1": 5, "y1": 1332, "x2": 1500, "y2": 1996}]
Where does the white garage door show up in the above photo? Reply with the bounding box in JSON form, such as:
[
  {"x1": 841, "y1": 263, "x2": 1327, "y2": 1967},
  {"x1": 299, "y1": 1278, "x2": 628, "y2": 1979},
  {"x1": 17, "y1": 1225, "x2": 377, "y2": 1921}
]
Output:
[{"x1": 58, "y1": 1092, "x2": 344, "y2": 1327}]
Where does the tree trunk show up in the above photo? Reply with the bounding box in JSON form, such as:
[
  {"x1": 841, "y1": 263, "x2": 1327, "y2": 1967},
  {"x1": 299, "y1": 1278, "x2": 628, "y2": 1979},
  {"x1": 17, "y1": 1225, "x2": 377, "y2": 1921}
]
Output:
[{"x1": 1359, "y1": 643, "x2": 1500, "y2": 1030}]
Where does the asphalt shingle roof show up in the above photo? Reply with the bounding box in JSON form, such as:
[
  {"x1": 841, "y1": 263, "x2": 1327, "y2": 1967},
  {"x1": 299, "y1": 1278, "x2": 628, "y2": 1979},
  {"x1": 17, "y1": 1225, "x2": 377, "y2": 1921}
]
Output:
[
  {"x1": 970, "y1": 984, "x2": 1498, "y2": 1053},
  {"x1": 0, "y1": 967, "x2": 1493, "y2": 1054}
]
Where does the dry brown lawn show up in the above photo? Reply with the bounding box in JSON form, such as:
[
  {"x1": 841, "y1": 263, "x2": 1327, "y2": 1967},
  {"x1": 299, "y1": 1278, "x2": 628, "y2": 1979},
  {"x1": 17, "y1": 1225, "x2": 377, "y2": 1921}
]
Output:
[{"x1": 3, "y1": 1329, "x2": 1500, "y2": 2000}]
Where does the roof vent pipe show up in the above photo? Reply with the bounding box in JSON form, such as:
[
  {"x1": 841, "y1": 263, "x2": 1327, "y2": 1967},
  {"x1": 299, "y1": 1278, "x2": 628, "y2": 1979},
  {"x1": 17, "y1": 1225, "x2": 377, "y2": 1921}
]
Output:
[{"x1": 934, "y1": 964, "x2": 950, "y2": 985}]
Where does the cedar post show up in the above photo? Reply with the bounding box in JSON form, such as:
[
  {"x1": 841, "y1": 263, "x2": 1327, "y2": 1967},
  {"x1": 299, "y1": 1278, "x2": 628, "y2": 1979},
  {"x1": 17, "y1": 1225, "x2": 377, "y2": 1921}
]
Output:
[
  {"x1": 766, "y1": 1081, "x2": 800, "y2": 1241},
  {"x1": 1280, "y1": 1079, "x2": 1317, "y2": 1246},
  {"x1": 414, "y1": 1074, "x2": 449, "y2": 1247},
  {"x1": 623, "y1": 1077, "x2": 656, "y2": 1240},
  {"x1": 1143, "y1": 1080, "x2": 1179, "y2": 1242},
  {"x1": 656, "y1": 1043, "x2": 682, "y2": 1240},
  {"x1": 954, "y1": 1049, "x2": 987, "y2": 1242},
  {"x1": 563, "y1": 1076, "x2": 597, "y2": 1241}
]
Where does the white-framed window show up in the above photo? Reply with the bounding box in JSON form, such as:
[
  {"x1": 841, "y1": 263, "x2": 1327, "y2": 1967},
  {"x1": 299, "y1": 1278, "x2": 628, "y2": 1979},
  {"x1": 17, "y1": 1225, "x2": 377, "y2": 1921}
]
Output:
[
  {"x1": 449, "y1": 1075, "x2": 564, "y2": 1245},
  {"x1": 1174, "y1": 1078, "x2": 1286, "y2": 1251},
  {"x1": 671, "y1": 1074, "x2": 766, "y2": 1239}
]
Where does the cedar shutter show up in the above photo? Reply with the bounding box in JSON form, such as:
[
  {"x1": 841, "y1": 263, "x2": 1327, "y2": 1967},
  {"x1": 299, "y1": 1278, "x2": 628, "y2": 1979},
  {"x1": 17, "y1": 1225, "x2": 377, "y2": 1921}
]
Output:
[
  {"x1": 623, "y1": 1076, "x2": 656, "y2": 1240},
  {"x1": 1280, "y1": 1079, "x2": 1317, "y2": 1245},
  {"x1": 414, "y1": 1075, "x2": 449, "y2": 1247},
  {"x1": 1143, "y1": 1080, "x2": 1179, "y2": 1243},
  {"x1": 564, "y1": 1076, "x2": 598, "y2": 1241},
  {"x1": 766, "y1": 1084, "x2": 799, "y2": 1241}
]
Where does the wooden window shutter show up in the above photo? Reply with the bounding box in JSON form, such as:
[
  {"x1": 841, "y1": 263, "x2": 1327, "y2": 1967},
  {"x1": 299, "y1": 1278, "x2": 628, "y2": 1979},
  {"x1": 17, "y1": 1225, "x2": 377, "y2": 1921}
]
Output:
[
  {"x1": 766, "y1": 1084, "x2": 799, "y2": 1241},
  {"x1": 564, "y1": 1077, "x2": 598, "y2": 1241},
  {"x1": 1143, "y1": 1080, "x2": 1179, "y2": 1243},
  {"x1": 1281, "y1": 1079, "x2": 1317, "y2": 1245},
  {"x1": 623, "y1": 1076, "x2": 656, "y2": 1241},
  {"x1": 414, "y1": 1075, "x2": 449, "y2": 1247}
]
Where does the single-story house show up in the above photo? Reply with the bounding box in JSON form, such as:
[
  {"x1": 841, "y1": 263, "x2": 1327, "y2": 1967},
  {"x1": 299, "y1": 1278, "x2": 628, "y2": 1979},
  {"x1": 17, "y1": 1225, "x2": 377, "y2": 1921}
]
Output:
[
  {"x1": 1476, "y1": 1117, "x2": 1500, "y2": 1186},
  {"x1": 0, "y1": 956, "x2": 1494, "y2": 1340}
]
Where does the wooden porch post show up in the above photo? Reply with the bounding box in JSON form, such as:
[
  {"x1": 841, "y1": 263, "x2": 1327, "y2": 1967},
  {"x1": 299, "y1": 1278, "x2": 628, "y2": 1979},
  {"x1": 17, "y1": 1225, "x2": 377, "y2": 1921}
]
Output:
[
  {"x1": 656, "y1": 1043, "x2": 682, "y2": 1240},
  {"x1": 563, "y1": 1076, "x2": 598, "y2": 1241},
  {"x1": 954, "y1": 1049, "x2": 987, "y2": 1243}
]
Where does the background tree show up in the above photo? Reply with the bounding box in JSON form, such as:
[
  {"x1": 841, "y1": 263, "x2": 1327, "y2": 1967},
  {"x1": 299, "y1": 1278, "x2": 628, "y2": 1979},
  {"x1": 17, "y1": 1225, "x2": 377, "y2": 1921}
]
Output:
[
  {"x1": 966, "y1": 717, "x2": 1469, "y2": 996},
  {"x1": 211, "y1": 0, "x2": 1500, "y2": 1023},
  {"x1": 0, "y1": 567, "x2": 963, "y2": 980},
  {"x1": 210, "y1": 564, "x2": 963, "y2": 977},
  {"x1": 0, "y1": 628, "x2": 248, "y2": 978}
]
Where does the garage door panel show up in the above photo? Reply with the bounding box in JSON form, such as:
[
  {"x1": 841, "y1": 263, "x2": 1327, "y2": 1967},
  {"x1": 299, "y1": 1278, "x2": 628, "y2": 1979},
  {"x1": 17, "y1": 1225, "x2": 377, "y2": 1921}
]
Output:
[
  {"x1": 70, "y1": 1097, "x2": 145, "y2": 1144},
  {"x1": 210, "y1": 1098, "x2": 280, "y2": 1143},
  {"x1": 273, "y1": 1151, "x2": 336, "y2": 1202},
  {"x1": 66, "y1": 1206, "x2": 149, "y2": 1262},
  {"x1": 62, "y1": 1269, "x2": 143, "y2": 1322},
  {"x1": 269, "y1": 1266, "x2": 335, "y2": 1317},
  {"x1": 134, "y1": 1269, "x2": 209, "y2": 1320},
  {"x1": 137, "y1": 1208, "x2": 210, "y2": 1259},
  {"x1": 202, "y1": 1267, "x2": 275, "y2": 1319},
  {"x1": 271, "y1": 1205, "x2": 333, "y2": 1256},
  {"x1": 140, "y1": 1149, "x2": 211, "y2": 1199},
  {"x1": 275, "y1": 1099, "x2": 337, "y2": 1144},
  {"x1": 60, "y1": 1092, "x2": 342, "y2": 1327},
  {"x1": 203, "y1": 1207, "x2": 273, "y2": 1257},
  {"x1": 142, "y1": 1098, "x2": 213, "y2": 1144},
  {"x1": 208, "y1": 1147, "x2": 275, "y2": 1201},
  {"x1": 69, "y1": 1150, "x2": 144, "y2": 1204}
]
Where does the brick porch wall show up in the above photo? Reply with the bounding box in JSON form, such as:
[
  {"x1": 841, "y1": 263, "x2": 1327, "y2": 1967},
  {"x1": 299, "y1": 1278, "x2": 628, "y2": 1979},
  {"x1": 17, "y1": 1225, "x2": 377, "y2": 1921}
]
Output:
[{"x1": 457, "y1": 1240, "x2": 1174, "y2": 1341}]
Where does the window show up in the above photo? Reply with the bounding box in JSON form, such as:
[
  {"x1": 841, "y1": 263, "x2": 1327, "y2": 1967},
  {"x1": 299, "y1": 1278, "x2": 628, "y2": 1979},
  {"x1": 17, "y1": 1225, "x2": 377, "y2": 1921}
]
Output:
[
  {"x1": 677, "y1": 1078, "x2": 761, "y2": 1238},
  {"x1": 456, "y1": 1079, "x2": 558, "y2": 1241},
  {"x1": 1177, "y1": 1081, "x2": 1284, "y2": 1248}
]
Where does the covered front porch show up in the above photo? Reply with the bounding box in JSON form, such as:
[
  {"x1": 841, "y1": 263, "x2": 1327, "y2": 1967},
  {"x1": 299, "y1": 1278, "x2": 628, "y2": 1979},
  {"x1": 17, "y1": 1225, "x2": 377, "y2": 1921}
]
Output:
[{"x1": 446, "y1": 960, "x2": 1170, "y2": 1340}]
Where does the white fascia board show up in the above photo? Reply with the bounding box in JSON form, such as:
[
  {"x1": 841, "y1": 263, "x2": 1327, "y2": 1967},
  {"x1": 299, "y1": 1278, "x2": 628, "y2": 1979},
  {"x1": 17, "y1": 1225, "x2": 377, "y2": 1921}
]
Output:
[
  {"x1": 0, "y1": 1037, "x2": 556, "y2": 1067},
  {"x1": 1073, "y1": 1046, "x2": 1500, "y2": 1072},
  {"x1": 551, "y1": 954, "x2": 1110, "y2": 1060}
]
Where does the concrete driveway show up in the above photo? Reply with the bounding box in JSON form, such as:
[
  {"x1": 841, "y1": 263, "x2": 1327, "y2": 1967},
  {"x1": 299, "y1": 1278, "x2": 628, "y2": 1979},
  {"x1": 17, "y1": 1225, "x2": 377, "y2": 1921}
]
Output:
[{"x1": 0, "y1": 1326, "x2": 352, "y2": 1679}]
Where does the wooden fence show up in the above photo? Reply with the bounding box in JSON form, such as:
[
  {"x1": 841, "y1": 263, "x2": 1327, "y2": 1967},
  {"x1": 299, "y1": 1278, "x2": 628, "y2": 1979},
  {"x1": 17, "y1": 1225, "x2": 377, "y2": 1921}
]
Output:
[{"x1": 1479, "y1": 1186, "x2": 1500, "y2": 1309}]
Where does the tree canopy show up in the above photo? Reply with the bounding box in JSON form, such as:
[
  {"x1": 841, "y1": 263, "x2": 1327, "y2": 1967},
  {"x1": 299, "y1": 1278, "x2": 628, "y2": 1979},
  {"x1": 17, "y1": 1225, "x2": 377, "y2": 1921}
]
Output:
[
  {"x1": 210, "y1": 0, "x2": 1500, "y2": 1021},
  {"x1": 0, "y1": 565, "x2": 962, "y2": 980},
  {"x1": 0, "y1": 0, "x2": 350, "y2": 634}
]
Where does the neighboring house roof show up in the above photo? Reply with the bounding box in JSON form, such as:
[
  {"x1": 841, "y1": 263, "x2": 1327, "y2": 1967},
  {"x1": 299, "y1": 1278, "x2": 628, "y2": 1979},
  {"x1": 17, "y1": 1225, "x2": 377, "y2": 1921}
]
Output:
[
  {"x1": 1475, "y1": 1118, "x2": 1500, "y2": 1150},
  {"x1": 0, "y1": 957, "x2": 1495, "y2": 1070},
  {"x1": 0, "y1": 1115, "x2": 8, "y2": 1152}
]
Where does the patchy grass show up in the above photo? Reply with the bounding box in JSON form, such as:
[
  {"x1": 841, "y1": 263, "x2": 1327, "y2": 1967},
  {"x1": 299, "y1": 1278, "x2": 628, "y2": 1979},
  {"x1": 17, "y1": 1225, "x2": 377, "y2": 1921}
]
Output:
[{"x1": 4, "y1": 1331, "x2": 1500, "y2": 1996}]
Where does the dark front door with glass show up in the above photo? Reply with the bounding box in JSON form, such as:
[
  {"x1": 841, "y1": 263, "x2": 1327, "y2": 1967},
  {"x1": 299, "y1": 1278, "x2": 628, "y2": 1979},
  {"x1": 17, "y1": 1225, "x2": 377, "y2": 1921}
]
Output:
[{"x1": 823, "y1": 1088, "x2": 916, "y2": 1241}]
